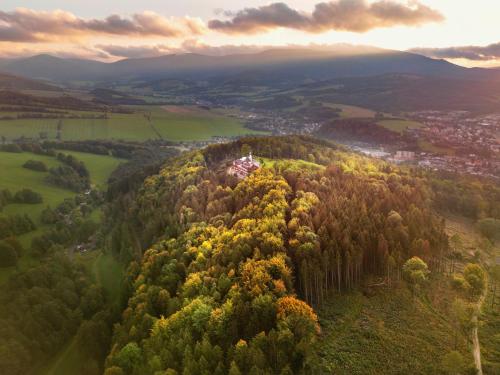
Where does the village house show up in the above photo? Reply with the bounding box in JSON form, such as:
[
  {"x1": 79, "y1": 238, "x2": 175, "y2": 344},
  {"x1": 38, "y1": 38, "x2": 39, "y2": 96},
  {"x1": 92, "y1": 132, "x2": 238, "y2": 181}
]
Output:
[{"x1": 228, "y1": 152, "x2": 260, "y2": 179}]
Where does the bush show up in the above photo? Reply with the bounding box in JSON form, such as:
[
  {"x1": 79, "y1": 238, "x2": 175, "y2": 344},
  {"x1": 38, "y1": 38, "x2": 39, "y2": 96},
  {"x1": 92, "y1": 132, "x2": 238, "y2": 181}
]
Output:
[
  {"x1": 14, "y1": 189, "x2": 43, "y2": 204},
  {"x1": 0, "y1": 240, "x2": 18, "y2": 267},
  {"x1": 0, "y1": 144, "x2": 22, "y2": 153},
  {"x1": 22, "y1": 160, "x2": 48, "y2": 172}
]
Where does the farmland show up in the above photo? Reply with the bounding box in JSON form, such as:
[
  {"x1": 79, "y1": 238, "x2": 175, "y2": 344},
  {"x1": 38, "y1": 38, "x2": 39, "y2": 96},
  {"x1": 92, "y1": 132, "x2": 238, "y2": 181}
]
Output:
[{"x1": 0, "y1": 105, "x2": 266, "y2": 142}]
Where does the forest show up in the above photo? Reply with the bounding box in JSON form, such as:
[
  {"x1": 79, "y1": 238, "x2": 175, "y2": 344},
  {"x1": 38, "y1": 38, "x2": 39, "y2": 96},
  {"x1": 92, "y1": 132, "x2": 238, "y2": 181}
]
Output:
[
  {"x1": 101, "y1": 136, "x2": 453, "y2": 374},
  {"x1": 0, "y1": 136, "x2": 496, "y2": 375}
]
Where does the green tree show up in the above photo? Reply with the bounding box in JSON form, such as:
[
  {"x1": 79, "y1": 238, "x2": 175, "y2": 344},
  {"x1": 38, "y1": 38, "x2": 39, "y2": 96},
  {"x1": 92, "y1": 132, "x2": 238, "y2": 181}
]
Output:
[
  {"x1": 441, "y1": 350, "x2": 465, "y2": 374},
  {"x1": 463, "y1": 263, "x2": 486, "y2": 298},
  {"x1": 402, "y1": 257, "x2": 430, "y2": 295},
  {"x1": 476, "y1": 218, "x2": 500, "y2": 243}
]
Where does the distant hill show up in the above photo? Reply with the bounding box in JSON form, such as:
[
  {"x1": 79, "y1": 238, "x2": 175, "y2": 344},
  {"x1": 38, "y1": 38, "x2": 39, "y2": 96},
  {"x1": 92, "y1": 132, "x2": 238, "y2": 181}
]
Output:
[
  {"x1": 1, "y1": 47, "x2": 498, "y2": 83},
  {"x1": 0, "y1": 72, "x2": 61, "y2": 92}
]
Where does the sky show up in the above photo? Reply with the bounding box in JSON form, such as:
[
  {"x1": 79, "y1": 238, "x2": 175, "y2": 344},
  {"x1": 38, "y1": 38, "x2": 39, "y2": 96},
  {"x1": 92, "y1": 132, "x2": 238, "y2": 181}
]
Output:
[{"x1": 0, "y1": 0, "x2": 499, "y2": 67}]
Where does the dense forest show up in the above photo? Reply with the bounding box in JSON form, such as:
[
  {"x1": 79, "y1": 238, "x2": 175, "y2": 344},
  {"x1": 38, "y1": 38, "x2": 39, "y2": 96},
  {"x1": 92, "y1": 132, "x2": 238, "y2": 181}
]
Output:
[{"x1": 101, "y1": 136, "x2": 450, "y2": 374}]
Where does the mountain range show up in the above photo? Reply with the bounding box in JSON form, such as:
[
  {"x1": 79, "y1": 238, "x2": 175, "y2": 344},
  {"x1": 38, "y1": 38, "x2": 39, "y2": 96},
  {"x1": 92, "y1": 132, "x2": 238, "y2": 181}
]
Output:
[{"x1": 0, "y1": 47, "x2": 498, "y2": 84}]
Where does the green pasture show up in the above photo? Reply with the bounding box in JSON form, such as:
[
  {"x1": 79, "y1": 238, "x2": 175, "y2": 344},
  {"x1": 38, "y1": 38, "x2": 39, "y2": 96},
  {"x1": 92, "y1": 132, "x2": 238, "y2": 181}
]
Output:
[
  {"x1": 378, "y1": 119, "x2": 422, "y2": 134},
  {"x1": 0, "y1": 105, "x2": 265, "y2": 142}
]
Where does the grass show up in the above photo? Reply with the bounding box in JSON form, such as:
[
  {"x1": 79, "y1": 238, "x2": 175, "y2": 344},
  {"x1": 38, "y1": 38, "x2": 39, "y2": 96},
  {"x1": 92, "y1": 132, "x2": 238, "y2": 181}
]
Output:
[
  {"x1": 92, "y1": 252, "x2": 124, "y2": 306},
  {"x1": 0, "y1": 151, "x2": 122, "y2": 284},
  {"x1": 323, "y1": 103, "x2": 376, "y2": 118},
  {"x1": 0, "y1": 105, "x2": 266, "y2": 142},
  {"x1": 57, "y1": 151, "x2": 124, "y2": 188},
  {"x1": 310, "y1": 284, "x2": 472, "y2": 374},
  {"x1": 259, "y1": 157, "x2": 324, "y2": 172},
  {"x1": 377, "y1": 119, "x2": 422, "y2": 135},
  {"x1": 0, "y1": 151, "x2": 74, "y2": 227},
  {"x1": 418, "y1": 140, "x2": 455, "y2": 156}
]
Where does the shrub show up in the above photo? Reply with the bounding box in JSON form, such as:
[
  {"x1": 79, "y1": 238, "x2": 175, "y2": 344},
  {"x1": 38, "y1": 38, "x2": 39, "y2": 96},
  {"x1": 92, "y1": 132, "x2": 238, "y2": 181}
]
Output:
[
  {"x1": 14, "y1": 189, "x2": 43, "y2": 204},
  {"x1": 22, "y1": 160, "x2": 48, "y2": 172}
]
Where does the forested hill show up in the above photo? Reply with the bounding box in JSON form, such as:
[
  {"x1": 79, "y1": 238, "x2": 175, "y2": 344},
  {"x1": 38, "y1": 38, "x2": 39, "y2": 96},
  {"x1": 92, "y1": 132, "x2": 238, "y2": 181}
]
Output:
[{"x1": 102, "y1": 136, "x2": 449, "y2": 374}]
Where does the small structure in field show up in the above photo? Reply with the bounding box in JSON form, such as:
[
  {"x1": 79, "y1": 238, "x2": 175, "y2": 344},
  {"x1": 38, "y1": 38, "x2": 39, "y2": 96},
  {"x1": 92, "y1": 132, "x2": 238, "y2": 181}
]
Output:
[{"x1": 228, "y1": 152, "x2": 260, "y2": 179}]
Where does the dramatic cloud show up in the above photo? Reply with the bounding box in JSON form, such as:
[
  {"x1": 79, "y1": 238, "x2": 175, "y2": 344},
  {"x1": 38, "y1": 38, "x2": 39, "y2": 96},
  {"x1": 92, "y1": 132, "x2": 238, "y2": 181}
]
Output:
[
  {"x1": 208, "y1": 0, "x2": 444, "y2": 34},
  {"x1": 411, "y1": 42, "x2": 500, "y2": 61},
  {"x1": 0, "y1": 8, "x2": 204, "y2": 42}
]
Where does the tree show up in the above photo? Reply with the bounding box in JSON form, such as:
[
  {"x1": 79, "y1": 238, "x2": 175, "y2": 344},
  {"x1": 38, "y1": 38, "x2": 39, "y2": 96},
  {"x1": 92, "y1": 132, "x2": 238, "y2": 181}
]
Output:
[
  {"x1": 116, "y1": 343, "x2": 142, "y2": 374},
  {"x1": 476, "y1": 218, "x2": 500, "y2": 243},
  {"x1": 490, "y1": 265, "x2": 500, "y2": 308},
  {"x1": 0, "y1": 241, "x2": 18, "y2": 267},
  {"x1": 402, "y1": 257, "x2": 429, "y2": 295},
  {"x1": 441, "y1": 351, "x2": 465, "y2": 374},
  {"x1": 463, "y1": 263, "x2": 486, "y2": 298}
]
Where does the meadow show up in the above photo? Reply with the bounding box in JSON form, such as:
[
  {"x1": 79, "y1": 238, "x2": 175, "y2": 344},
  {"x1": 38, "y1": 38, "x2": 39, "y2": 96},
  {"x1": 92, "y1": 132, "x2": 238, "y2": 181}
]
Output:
[
  {"x1": 0, "y1": 105, "x2": 265, "y2": 142},
  {"x1": 377, "y1": 119, "x2": 423, "y2": 134},
  {"x1": 0, "y1": 150, "x2": 123, "y2": 283}
]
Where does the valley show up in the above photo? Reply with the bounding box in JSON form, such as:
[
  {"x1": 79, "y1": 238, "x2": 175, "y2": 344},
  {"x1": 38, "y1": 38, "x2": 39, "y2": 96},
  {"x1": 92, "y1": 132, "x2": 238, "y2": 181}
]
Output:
[{"x1": 0, "y1": 43, "x2": 499, "y2": 375}]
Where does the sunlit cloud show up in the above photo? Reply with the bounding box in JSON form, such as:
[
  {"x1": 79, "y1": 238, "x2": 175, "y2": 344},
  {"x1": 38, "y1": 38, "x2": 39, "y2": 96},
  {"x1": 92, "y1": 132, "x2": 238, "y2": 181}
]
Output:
[
  {"x1": 0, "y1": 8, "x2": 205, "y2": 42},
  {"x1": 411, "y1": 42, "x2": 500, "y2": 61},
  {"x1": 208, "y1": 0, "x2": 444, "y2": 34}
]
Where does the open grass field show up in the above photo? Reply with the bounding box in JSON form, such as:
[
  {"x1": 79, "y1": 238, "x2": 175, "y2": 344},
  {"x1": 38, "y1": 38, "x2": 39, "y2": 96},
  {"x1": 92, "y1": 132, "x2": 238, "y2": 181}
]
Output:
[
  {"x1": 418, "y1": 140, "x2": 456, "y2": 156},
  {"x1": 377, "y1": 119, "x2": 423, "y2": 134},
  {"x1": 58, "y1": 151, "x2": 124, "y2": 188},
  {"x1": 92, "y1": 252, "x2": 124, "y2": 306},
  {"x1": 332, "y1": 103, "x2": 377, "y2": 118},
  {"x1": 0, "y1": 151, "x2": 123, "y2": 284},
  {"x1": 0, "y1": 105, "x2": 266, "y2": 142},
  {"x1": 0, "y1": 151, "x2": 74, "y2": 223},
  {"x1": 259, "y1": 157, "x2": 324, "y2": 172},
  {"x1": 311, "y1": 284, "x2": 473, "y2": 374}
]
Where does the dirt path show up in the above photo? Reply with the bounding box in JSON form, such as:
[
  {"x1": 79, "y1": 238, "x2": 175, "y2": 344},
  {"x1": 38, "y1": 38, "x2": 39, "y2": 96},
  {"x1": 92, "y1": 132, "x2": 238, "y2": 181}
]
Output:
[{"x1": 472, "y1": 282, "x2": 487, "y2": 375}]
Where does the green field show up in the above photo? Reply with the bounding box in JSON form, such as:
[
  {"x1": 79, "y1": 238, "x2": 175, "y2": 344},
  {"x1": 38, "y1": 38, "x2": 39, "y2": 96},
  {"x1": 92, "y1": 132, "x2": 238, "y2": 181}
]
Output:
[
  {"x1": 92, "y1": 252, "x2": 124, "y2": 306},
  {"x1": 0, "y1": 151, "x2": 123, "y2": 283},
  {"x1": 59, "y1": 151, "x2": 124, "y2": 188},
  {"x1": 332, "y1": 103, "x2": 377, "y2": 118},
  {"x1": 0, "y1": 105, "x2": 266, "y2": 142},
  {"x1": 260, "y1": 157, "x2": 324, "y2": 172},
  {"x1": 377, "y1": 119, "x2": 423, "y2": 134}
]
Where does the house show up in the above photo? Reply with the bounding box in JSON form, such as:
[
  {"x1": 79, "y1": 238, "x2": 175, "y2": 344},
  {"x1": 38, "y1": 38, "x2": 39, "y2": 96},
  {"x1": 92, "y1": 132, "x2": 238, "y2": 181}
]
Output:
[{"x1": 228, "y1": 153, "x2": 260, "y2": 179}]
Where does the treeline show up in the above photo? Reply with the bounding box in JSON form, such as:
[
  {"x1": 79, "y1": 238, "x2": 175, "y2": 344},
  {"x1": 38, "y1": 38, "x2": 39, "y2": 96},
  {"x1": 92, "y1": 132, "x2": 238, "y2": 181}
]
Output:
[
  {"x1": 45, "y1": 153, "x2": 90, "y2": 192},
  {"x1": 0, "y1": 188, "x2": 43, "y2": 210},
  {"x1": 102, "y1": 136, "x2": 449, "y2": 374},
  {"x1": 0, "y1": 214, "x2": 35, "y2": 240},
  {"x1": 429, "y1": 171, "x2": 500, "y2": 220}
]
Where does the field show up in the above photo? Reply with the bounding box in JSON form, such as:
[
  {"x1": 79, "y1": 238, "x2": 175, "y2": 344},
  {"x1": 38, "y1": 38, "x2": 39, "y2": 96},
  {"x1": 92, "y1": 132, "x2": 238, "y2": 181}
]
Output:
[
  {"x1": 0, "y1": 105, "x2": 266, "y2": 142},
  {"x1": 377, "y1": 119, "x2": 423, "y2": 134},
  {"x1": 328, "y1": 103, "x2": 377, "y2": 118},
  {"x1": 59, "y1": 151, "x2": 124, "y2": 188},
  {"x1": 0, "y1": 150, "x2": 123, "y2": 283},
  {"x1": 259, "y1": 157, "x2": 324, "y2": 172},
  {"x1": 418, "y1": 140, "x2": 456, "y2": 156}
]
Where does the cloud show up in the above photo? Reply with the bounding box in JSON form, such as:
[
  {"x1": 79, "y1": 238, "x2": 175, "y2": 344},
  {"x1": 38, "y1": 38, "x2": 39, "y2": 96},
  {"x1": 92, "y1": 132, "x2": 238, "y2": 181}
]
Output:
[
  {"x1": 208, "y1": 0, "x2": 444, "y2": 34},
  {"x1": 97, "y1": 41, "x2": 269, "y2": 59},
  {"x1": 0, "y1": 8, "x2": 204, "y2": 42},
  {"x1": 411, "y1": 42, "x2": 500, "y2": 61}
]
